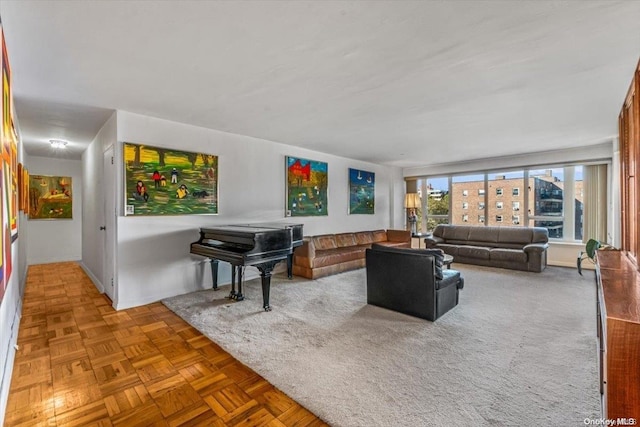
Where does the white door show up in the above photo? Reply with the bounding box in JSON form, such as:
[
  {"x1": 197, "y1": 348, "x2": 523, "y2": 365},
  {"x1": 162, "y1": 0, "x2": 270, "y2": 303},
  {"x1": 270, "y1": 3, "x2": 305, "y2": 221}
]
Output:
[{"x1": 103, "y1": 146, "x2": 116, "y2": 303}]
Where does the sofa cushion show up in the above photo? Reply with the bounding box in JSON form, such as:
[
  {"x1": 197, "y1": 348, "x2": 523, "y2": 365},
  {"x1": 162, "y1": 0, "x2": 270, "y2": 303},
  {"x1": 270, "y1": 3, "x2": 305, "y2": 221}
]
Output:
[
  {"x1": 468, "y1": 227, "x2": 499, "y2": 244},
  {"x1": 436, "y1": 269, "x2": 461, "y2": 290},
  {"x1": 490, "y1": 248, "x2": 528, "y2": 263},
  {"x1": 355, "y1": 231, "x2": 374, "y2": 245},
  {"x1": 314, "y1": 247, "x2": 364, "y2": 267},
  {"x1": 531, "y1": 228, "x2": 549, "y2": 244},
  {"x1": 335, "y1": 232, "x2": 357, "y2": 248},
  {"x1": 437, "y1": 244, "x2": 459, "y2": 256},
  {"x1": 458, "y1": 245, "x2": 490, "y2": 260},
  {"x1": 443, "y1": 226, "x2": 470, "y2": 241},
  {"x1": 497, "y1": 227, "x2": 532, "y2": 245},
  {"x1": 372, "y1": 230, "x2": 388, "y2": 242},
  {"x1": 312, "y1": 234, "x2": 337, "y2": 250},
  {"x1": 446, "y1": 239, "x2": 473, "y2": 246},
  {"x1": 374, "y1": 241, "x2": 410, "y2": 249}
]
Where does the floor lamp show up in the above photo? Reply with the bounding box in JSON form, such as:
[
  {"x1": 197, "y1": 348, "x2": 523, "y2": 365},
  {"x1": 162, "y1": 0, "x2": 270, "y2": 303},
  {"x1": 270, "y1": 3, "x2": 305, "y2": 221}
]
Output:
[{"x1": 404, "y1": 193, "x2": 421, "y2": 235}]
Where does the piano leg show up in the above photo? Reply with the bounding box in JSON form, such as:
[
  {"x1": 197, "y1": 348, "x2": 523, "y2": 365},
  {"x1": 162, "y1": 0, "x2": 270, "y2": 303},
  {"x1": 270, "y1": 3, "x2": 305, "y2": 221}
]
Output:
[
  {"x1": 287, "y1": 254, "x2": 293, "y2": 279},
  {"x1": 236, "y1": 267, "x2": 245, "y2": 301},
  {"x1": 257, "y1": 260, "x2": 281, "y2": 312},
  {"x1": 228, "y1": 265, "x2": 238, "y2": 300},
  {"x1": 210, "y1": 259, "x2": 219, "y2": 290}
]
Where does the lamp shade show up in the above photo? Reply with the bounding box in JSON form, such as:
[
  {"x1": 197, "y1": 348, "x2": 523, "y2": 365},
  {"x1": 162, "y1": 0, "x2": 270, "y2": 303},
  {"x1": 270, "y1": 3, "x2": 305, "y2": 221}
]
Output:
[{"x1": 404, "y1": 193, "x2": 421, "y2": 209}]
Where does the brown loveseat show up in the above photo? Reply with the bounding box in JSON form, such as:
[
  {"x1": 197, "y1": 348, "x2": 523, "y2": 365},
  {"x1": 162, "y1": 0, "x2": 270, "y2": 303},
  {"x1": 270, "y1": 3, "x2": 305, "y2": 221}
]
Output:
[{"x1": 293, "y1": 229, "x2": 411, "y2": 279}]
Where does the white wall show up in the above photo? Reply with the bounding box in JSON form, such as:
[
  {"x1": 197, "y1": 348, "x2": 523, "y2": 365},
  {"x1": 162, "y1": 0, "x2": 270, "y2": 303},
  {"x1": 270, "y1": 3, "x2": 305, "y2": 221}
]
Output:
[
  {"x1": 114, "y1": 110, "x2": 403, "y2": 309},
  {"x1": 26, "y1": 156, "x2": 83, "y2": 264},
  {"x1": 403, "y1": 142, "x2": 614, "y2": 178},
  {"x1": 81, "y1": 113, "x2": 116, "y2": 292}
]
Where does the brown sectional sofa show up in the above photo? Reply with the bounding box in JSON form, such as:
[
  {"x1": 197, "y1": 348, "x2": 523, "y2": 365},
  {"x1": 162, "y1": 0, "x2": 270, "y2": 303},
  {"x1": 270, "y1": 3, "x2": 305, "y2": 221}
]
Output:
[{"x1": 293, "y1": 229, "x2": 411, "y2": 279}]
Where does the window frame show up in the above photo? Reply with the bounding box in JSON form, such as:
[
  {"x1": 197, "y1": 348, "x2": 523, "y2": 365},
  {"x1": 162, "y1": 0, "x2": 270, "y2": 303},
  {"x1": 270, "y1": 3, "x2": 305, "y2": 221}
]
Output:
[{"x1": 413, "y1": 163, "x2": 599, "y2": 241}]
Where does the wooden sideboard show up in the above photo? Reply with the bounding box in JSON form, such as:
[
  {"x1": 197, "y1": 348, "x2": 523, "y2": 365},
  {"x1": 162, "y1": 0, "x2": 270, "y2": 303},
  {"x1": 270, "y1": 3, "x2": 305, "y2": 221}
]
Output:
[{"x1": 595, "y1": 251, "x2": 640, "y2": 420}]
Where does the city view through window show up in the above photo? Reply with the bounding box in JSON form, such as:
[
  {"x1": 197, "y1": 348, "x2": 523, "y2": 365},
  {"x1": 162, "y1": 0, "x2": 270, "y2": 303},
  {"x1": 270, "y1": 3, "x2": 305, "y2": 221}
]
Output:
[{"x1": 415, "y1": 167, "x2": 584, "y2": 240}]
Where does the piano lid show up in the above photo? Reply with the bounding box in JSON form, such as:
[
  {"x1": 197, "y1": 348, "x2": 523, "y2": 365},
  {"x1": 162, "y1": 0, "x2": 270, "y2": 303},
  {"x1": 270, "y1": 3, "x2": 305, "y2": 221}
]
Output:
[
  {"x1": 198, "y1": 225, "x2": 292, "y2": 250},
  {"x1": 234, "y1": 222, "x2": 303, "y2": 244}
]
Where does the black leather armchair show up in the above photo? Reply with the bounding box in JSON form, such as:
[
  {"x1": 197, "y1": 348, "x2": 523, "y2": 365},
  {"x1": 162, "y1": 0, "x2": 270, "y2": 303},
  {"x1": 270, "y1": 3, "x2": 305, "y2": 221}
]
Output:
[{"x1": 365, "y1": 244, "x2": 464, "y2": 321}]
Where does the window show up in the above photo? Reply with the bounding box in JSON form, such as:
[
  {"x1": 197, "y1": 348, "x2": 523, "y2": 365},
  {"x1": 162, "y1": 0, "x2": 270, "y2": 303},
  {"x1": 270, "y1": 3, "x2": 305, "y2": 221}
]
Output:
[
  {"x1": 528, "y1": 168, "x2": 565, "y2": 238},
  {"x1": 420, "y1": 177, "x2": 450, "y2": 232},
  {"x1": 575, "y1": 166, "x2": 584, "y2": 241},
  {"x1": 420, "y1": 165, "x2": 590, "y2": 240},
  {"x1": 452, "y1": 175, "x2": 483, "y2": 226},
  {"x1": 489, "y1": 171, "x2": 524, "y2": 227}
]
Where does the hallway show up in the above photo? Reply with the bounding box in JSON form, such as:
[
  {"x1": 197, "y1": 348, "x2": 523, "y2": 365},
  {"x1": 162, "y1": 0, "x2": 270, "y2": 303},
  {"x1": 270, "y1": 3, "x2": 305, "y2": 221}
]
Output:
[{"x1": 4, "y1": 262, "x2": 326, "y2": 426}]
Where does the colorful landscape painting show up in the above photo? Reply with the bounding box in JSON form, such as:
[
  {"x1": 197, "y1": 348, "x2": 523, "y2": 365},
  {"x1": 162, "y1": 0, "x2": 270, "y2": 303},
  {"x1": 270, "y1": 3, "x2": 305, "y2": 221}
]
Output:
[
  {"x1": 124, "y1": 142, "x2": 218, "y2": 216},
  {"x1": 349, "y1": 168, "x2": 375, "y2": 214},
  {"x1": 28, "y1": 174, "x2": 72, "y2": 219},
  {"x1": 286, "y1": 156, "x2": 328, "y2": 217}
]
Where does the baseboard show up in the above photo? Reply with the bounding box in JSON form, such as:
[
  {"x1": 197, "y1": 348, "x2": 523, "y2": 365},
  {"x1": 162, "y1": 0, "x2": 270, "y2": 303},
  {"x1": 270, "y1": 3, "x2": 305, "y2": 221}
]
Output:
[
  {"x1": 115, "y1": 269, "x2": 262, "y2": 311},
  {"x1": 28, "y1": 256, "x2": 82, "y2": 265},
  {"x1": 79, "y1": 262, "x2": 105, "y2": 293},
  {"x1": 548, "y1": 260, "x2": 594, "y2": 270}
]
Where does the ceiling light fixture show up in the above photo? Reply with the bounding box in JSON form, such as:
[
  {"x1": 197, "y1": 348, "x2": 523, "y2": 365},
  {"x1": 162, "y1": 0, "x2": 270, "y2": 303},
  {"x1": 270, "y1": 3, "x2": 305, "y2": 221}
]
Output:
[{"x1": 49, "y1": 139, "x2": 68, "y2": 149}]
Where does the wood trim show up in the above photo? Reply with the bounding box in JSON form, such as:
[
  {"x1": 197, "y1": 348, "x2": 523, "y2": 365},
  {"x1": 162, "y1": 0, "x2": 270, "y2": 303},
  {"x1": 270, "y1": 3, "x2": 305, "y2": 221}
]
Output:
[
  {"x1": 620, "y1": 58, "x2": 640, "y2": 265},
  {"x1": 596, "y1": 251, "x2": 640, "y2": 420}
]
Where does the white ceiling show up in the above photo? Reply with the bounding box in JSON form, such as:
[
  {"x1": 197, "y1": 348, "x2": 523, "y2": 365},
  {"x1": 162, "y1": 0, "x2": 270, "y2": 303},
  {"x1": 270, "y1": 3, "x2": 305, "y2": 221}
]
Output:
[{"x1": 0, "y1": 1, "x2": 639, "y2": 166}]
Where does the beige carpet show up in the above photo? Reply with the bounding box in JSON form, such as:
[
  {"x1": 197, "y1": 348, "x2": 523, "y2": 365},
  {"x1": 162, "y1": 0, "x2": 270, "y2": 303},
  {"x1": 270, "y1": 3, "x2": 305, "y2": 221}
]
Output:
[{"x1": 163, "y1": 264, "x2": 600, "y2": 427}]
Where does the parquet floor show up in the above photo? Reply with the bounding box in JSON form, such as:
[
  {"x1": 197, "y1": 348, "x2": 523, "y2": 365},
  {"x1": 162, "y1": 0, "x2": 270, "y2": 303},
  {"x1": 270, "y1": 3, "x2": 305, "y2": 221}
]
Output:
[{"x1": 4, "y1": 262, "x2": 328, "y2": 427}]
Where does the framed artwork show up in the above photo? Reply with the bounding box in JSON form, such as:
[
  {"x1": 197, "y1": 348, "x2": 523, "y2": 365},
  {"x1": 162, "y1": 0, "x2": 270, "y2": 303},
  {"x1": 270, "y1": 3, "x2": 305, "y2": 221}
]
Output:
[
  {"x1": 3, "y1": 162, "x2": 10, "y2": 281},
  {"x1": 348, "y1": 168, "x2": 375, "y2": 214},
  {"x1": 17, "y1": 162, "x2": 21, "y2": 211},
  {"x1": 286, "y1": 156, "x2": 328, "y2": 217},
  {"x1": 18, "y1": 166, "x2": 28, "y2": 213},
  {"x1": 123, "y1": 142, "x2": 218, "y2": 216},
  {"x1": 2, "y1": 29, "x2": 10, "y2": 164},
  {"x1": 9, "y1": 123, "x2": 17, "y2": 238},
  {"x1": 28, "y1": 175, "x2": 72, "y2": 219}
]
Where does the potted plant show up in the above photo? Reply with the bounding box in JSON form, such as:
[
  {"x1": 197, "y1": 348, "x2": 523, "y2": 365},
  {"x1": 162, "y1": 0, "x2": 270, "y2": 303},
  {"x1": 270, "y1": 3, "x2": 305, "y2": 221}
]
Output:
[{"x1": 577, "y1": 238, "x2": 614, "y2": 275}]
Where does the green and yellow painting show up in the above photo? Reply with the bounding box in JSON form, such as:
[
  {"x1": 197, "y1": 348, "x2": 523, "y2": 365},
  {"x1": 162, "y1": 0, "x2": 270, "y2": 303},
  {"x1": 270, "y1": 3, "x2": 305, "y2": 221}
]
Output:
[
  {"x1": 124, "y1": 142, "x2": 218, "y2": 216},
  {"x1": 28, "y1": 175, "x2": 72, "y2": 219}
]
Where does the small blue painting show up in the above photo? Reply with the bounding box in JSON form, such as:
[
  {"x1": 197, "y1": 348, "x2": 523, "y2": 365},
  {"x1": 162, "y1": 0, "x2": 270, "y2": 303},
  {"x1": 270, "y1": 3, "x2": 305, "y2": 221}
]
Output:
[{"x1": 349, "y1": 168, "x2": 374, "y2": 214}]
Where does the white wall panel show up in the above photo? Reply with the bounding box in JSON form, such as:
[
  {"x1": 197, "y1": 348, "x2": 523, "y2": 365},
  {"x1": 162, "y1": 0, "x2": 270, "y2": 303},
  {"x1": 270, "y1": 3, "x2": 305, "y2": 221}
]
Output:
[
  {"x1": 115, "y1": 111, "x2": 402, "y2": 309},
  {"x1": 26, "y1": 157, "x2": 83, "y2": 264}
]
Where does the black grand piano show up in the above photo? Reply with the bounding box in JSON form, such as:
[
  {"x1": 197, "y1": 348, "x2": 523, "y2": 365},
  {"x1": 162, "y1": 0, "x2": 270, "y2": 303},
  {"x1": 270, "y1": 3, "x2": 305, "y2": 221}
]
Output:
[{"x1": 190, "y1": 223, "x2": 303, "y2": 311}]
